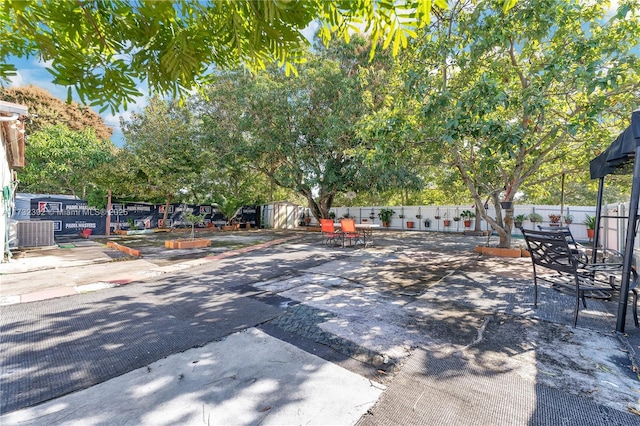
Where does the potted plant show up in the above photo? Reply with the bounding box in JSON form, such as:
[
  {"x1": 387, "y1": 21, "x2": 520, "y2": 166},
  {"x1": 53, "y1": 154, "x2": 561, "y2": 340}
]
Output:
[
  {"x1": 500, "y1": 201, "x2": 513, "y2": 210},
  {"x1": 424, "y1": 218, "x2": 431, "y2": 228},
  {"x1": 513, "y1": 214, "x2": 527, "y2": 228},
  {"x1": 564, "y1": 214, "x2": 574, "y2": 224},
  {"x1": 378, "y1": 208, "x2": 395, "y2": 227},
  {"x1": 528, "y1": 212, "x2": 543, "y2": 223},
  {"x1": 415, "y1": 214, "x2": 422, "y2": 219},
  {"x1": 548, "y1": 214, "x2": 561, "y2": 226},
  {"x1": 443, "y1": 213, "x2": 451, "y2": 227},
  {"x1": 342, "y1": 212, "x2": 350, "y2": 218},
  {"x1": 328, "y1": 211, "x2": 336, "y2": 220},
  {"x1": 460, "y1": 210, "x2": 475, "y2": 227},
  {"x1": 584, "y1": 214, "x2": 596, "y2": 239}
]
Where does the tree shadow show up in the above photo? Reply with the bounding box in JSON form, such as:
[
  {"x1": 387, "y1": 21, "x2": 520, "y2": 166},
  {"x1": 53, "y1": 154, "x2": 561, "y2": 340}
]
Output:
[{"x1": 2, "y1": 232, "x2": 639, "y2": 424}]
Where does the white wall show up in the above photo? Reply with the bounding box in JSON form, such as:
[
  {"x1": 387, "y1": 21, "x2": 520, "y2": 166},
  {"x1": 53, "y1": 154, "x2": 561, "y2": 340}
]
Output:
[
  {"x1": 1, "y1": 133, "x2": 11, "y2": 260},
  {"x1": 330, "y1": 203, "x2": 639, "y2": 261},
  {"x1": 330, "y1": 204, "x2": 599, "y2": 239}
]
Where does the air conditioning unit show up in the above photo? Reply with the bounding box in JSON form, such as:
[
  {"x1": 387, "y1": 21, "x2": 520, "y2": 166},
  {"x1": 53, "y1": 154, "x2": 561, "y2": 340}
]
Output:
[{"x1": 16, "y1": 221, "x2": 55, "y2": 248}]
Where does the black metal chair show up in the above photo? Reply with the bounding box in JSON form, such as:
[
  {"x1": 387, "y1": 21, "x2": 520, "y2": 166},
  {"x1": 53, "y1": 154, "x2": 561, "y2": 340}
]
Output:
[
  {"x1": 522, "y1": 228, "x2": 638, "y2": 327},
  {"x1": 536, "y1": 225, "x2": 625, "y2": 265},
  {"x1": 536, "y1": 226, "x2": 590, "y2": 263}
]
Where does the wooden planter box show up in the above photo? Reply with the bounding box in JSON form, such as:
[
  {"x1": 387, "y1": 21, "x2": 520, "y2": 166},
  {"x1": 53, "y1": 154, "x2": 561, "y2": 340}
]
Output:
[
  {"x1": 474, "y1": 245, "x2": 525, "y2": 258},
  {"x1": 165, "y1": 238, "x2": 211, "y2": 249}
]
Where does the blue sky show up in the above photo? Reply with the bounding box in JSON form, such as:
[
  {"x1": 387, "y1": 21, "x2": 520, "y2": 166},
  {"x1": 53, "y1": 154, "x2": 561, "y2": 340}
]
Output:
[
  {"x1": 6, "y1": 21, "x2": 320, "y2": 149},
  {"x1": 7, "y1": 55, "x2": 139, "y2": 147}
]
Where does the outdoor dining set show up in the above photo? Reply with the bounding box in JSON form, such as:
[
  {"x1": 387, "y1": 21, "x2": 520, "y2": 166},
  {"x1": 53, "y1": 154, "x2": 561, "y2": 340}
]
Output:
[{"x1": 320, "y1": 218, "x2": 380, "y2": 248}]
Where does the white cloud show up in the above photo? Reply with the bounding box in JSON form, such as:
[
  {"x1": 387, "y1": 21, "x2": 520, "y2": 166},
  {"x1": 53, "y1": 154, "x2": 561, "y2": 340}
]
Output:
[
  {"x1": 302, "y1": 21, "x2": 319, "y2": 43},
  {"x1": 8, "y1": 71, "x2": 24, "y2": 87},
  {"x1": 34, "y1": 58, "x2": 53, "y2": 68},
  {"x1": 605, "y1": 0, "x2": 620, "y2": 18},
  {"x1": 10, "y1": 66, "x2": 69, "y2": 101}
]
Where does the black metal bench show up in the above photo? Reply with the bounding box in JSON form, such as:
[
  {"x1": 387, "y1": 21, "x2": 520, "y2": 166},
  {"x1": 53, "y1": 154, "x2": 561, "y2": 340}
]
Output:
[{"x1": 522, "y1": 228, "x2": 638, "y2": 327}]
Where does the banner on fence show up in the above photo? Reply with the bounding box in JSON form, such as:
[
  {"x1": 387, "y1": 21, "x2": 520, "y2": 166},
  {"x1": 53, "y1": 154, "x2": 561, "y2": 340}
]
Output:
[{"x1": 29, "y1": 198, "x2": 108, "y2": 235}]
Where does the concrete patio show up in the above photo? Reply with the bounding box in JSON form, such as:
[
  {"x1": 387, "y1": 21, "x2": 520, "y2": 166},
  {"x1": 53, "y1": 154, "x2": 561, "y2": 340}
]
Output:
[{"x1": 1, "y1": 229, "x2": 639, "y2": 424}]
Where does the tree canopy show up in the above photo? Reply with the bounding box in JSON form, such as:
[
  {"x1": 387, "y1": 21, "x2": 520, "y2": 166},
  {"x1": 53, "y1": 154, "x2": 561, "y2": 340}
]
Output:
[
  {"x1": 120, "y1": 97, "x2": 205, "y2": 212},
  {"x1": 0, "y1": 0, "x2": 519, "y2": 113},
  {"x1": 18, "y1": 124, "x2": 115, "y2": 199},
  {"x1": 195, "y1": 35, "x2": 414, "y2": 219},
  {"x1": 0, "y1": 85, "x2": 113, "y2": 140},
  {"x1": 7, "y1": 0, "x2": 638, "y2": 243},
  {"x1": 386, "y1": 0, "x2": 639, "y2": 247}
]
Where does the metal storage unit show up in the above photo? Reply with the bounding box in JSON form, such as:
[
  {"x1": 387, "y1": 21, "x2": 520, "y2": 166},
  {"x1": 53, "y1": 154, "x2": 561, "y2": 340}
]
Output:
[
  {"x1": 261, "y1": 202, "x2": 301, "y2": 229},
  {"x1": 17, "y1": 220, "x2": 55, "y2": 248}
]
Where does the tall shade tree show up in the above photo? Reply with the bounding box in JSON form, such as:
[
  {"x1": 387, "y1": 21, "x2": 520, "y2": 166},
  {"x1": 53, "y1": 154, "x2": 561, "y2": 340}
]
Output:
[
  {"x1": 0, "y1": 0, "x2": 516, "y2": 113},
  {"x1": 1, "y1": 85, "x2": 113, "y2": 140},
  {"x1": 197, "y1": 36, "x2": 407, "y2": 219},
  {"x1": 399, "y1": 0, "x2": 639, "y2": 248},
  {"x1": 18, "y1": 124, "x2": 116, "y2": 198},
  {"x1": 120, "y1": 97, "x2": 204, "y2": 224}
]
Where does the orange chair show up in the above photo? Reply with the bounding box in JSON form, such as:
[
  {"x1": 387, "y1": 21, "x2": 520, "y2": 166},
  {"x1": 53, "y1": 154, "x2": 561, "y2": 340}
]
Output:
[
  {"x1": 320, "y1": 219, "x2": 341, "y2": 245},
  {"x1": 339, "y1": 218, "x2": 363, "y2": 247}
]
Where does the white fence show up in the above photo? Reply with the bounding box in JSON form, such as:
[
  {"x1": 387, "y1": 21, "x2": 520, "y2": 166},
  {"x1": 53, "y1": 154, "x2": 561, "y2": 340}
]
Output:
[{"x1": 329, "y1": 203, "x2": 637, "y2": 255}]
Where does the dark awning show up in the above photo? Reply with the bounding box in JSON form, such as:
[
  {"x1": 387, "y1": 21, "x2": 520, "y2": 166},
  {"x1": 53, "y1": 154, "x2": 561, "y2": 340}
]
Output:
[
  {"x1": 590, "y1": 109, "x2": 640, "y2": 179},
  {"x1": 589, "y1": 109, "x2": 640, "y2": 333}
]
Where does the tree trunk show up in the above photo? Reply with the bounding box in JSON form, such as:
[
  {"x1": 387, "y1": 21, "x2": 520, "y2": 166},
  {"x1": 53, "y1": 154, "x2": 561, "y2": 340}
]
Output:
[
  {"x1": 269, "y1": 178, "x2": 274, "y2": 202},
  {"x1": 473, "y1": 195, "x2": 513, "y2": 249},
  {"x1": 497, "y1": 214, "x2": 513, "y2": 248},
  {"x1": 162, "y1": 195, "x2": 172, "y2": 227},
  {"x1": 302, "y1": 189, "x2": 335, "y2": 220},
  {"x1": 491, "y1": 193, "x2": 512, "y2": 248}
]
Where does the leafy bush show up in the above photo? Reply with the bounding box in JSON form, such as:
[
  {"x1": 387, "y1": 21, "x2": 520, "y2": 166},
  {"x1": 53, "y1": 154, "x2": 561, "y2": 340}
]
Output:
[
  {"x1": 378, "y1": 208, "x2": 395, "y2": 223},
  {"x1": 548, "y1": 214, "x2": 561, "y2": 223},
  {"x1": 528, "y1": 213, "x2": 543, "y2": 222},
  {"x1": 584, "y1": 214, "x2": 596, "y2": 230},
  {"x1": 460, "y1": 210, "x2": 475, "y2": 219},
  {"x1": 514, "y1": 214, "x2": 527, "y2": 222}
]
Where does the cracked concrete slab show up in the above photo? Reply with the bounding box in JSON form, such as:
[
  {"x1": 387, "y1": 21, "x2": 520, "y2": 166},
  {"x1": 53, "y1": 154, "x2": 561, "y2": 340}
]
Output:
[{"x1": 2, "y1": 328, "x2": 384, "y2": 426}]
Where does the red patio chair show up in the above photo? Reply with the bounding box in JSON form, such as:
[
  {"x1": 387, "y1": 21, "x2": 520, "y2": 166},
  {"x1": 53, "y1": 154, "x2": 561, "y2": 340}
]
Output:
[
  {"x1": 320, "y1": 219, "x2": 341, "y2": 246},
  {"x1": 339, "y1": 218, "x2": 363, "y2": 247}
]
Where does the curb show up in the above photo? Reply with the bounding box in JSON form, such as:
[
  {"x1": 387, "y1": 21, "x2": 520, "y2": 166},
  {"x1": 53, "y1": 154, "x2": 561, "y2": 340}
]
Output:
[
  {"x1": 1, "y1": 235, "x2": 303, "y2": 306},
  {"x1": 107, "y1": 241, "x2": 142, "y2": 257}
]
